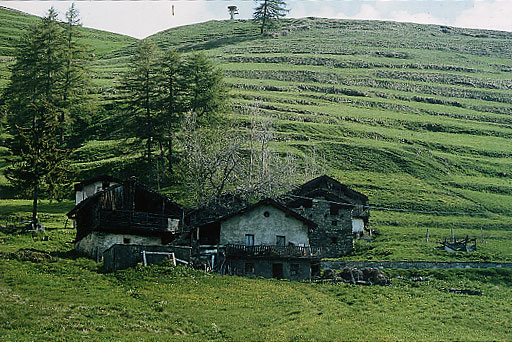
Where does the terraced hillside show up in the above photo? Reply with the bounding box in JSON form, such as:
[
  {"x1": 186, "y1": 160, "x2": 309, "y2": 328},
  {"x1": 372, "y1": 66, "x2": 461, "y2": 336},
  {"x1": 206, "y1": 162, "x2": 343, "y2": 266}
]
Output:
[
  {"x1": 143, "y1": 19, "x2": 512, "y2": 215},
  {"x1": 1, "y1": 9, "x2": 511, "y2": 260}
]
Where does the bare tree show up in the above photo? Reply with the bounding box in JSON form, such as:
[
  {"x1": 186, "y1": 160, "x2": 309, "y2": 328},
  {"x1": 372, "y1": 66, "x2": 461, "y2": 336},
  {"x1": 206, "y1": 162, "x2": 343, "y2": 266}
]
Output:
[{"x1": 179, "y1": 112, "x2": 243, "y2": 205}]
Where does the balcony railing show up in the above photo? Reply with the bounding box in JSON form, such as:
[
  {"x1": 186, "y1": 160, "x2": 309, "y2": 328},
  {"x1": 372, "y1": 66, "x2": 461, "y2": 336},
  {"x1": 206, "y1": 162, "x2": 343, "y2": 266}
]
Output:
[
  {"x1": 99, "y1": 210, "x2": 180, "y2": 233},
  {"x1": 225, "y1": 244, "x2": 321, "y2": 259}
]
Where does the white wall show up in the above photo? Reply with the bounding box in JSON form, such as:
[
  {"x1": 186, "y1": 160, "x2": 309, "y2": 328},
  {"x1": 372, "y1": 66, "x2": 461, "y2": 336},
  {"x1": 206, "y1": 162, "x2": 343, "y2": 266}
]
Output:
[
  {"x1": 352, "y1": 218, "x2": 365, "y2": 233},
  {"x1": 75, "y1": 181, "x2": 118, "y2": 205},
  {"x1": 75, "y1": 231, "x2": 162, "y2": 260},
  {"x1": 219, "y1": 204, "x2": 310, "y2": 246}
]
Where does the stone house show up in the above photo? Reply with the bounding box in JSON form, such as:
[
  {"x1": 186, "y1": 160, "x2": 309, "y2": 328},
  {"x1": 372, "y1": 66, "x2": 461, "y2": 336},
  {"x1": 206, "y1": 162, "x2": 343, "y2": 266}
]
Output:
[
  {"x1": 188, "y1": 198, "x2": 321, "y2": 281},
  {"x1": 281, "y1": 175, "x2": 370, "y2": 258},
  {"x1": 67, "y1": 178, "x2": 183, "y2": 260}
]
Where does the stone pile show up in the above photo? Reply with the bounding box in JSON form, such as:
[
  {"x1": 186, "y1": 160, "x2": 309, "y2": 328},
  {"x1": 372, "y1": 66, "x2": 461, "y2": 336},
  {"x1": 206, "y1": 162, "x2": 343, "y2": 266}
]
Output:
[{"x1": 322, "y1": 267, "x2": 390, "y2": 285}]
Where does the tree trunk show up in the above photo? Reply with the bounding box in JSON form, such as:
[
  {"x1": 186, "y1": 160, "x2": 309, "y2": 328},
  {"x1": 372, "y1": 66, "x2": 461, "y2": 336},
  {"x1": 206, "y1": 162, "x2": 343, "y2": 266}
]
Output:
[
  {"x1": 260, "y1": 0, "x2": 268, "y2": 34},
  {"x1": 167, "y1": 133, "x2": 173, "y2": 174},
  {"x1": 32, "y1": 184, "x2": 39, "y2": 227}
]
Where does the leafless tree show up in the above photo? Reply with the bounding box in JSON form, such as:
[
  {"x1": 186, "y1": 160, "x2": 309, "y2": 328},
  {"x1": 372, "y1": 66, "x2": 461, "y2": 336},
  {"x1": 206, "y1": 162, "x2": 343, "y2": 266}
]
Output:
[{"x1": 179, "y1": 112, "x2": 244, "y2": 205}]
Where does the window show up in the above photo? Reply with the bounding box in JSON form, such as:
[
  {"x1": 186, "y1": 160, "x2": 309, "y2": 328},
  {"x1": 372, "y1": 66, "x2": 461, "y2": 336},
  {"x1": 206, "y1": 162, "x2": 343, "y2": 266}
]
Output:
[
  {"x1": 123, "y1": 238, "x2": 131, "y2": 244},
  {"x1": 245, "y1": 234, "x2": 254, "y2": 246},
  {"x1": 276, "y1": 235, "x2": 286, "y2": 246},
  {"x1": 290, "y1": 264, "x2": 299, "y2": 276},
  {"x1": 330, "y1": 204, "x2": 339, "y2": 216},
  {"x1": 245, "y1": 263, "x2": 255, "y2": 274},
  {"x1": 332, "y1": 220, "x2": 338, "y2": 226}
]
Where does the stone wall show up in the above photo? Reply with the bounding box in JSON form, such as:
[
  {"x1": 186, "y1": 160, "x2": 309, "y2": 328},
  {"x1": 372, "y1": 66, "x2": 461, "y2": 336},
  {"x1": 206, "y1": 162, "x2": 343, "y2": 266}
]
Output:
[
  {"x1": 227, "y1": 257, "x2": 312, "y2": 281},
  {"x1": 304, "y1": 200, "x2": 353, "y2": 258},
  {"x1": 321, "y1": 260, "x2": 512, "y2": 270},
  {"x1": 103, "y1": 244, "x2": 192, "y2": 272},
  {"x1": 75, "y1": 231, "x2": 162, "y2": 260}
]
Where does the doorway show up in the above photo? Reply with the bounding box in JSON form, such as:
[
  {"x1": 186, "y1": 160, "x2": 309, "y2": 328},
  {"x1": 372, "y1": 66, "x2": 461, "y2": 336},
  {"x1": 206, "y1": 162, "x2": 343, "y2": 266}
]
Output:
[{"x1": 272, "y1": 263, "x2": 283, "y2": 279}]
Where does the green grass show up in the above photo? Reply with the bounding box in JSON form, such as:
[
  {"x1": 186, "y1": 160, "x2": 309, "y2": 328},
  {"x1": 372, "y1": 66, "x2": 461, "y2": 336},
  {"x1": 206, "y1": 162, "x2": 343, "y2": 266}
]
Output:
[{"x1": 1, "y1": 228, "x2": 511, "y2": 341}]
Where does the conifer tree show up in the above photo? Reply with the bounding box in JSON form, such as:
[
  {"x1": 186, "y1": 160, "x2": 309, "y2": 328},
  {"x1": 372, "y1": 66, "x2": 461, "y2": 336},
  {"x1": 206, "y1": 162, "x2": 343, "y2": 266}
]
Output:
[
  {"x1": 60, "y1": 3, "x2": 90, "y2": 145},
  {"x1": 253, "y1": 0, "x2": 289, "y2": 34},
  {"x1": 6, "y1": 101, "x2": 69, "y2": 227},
  {"x1": 2, "y1": 7, "x2": 80, "y2": 225},
  {"x1": 120, "y1": 40, "x2": 161, "y2": 186},
  {"x1": 183, "y1": 52, "x2": 226, "y2": 119},
  {"x1": 158, "y1": 49, "x2": 186, "y2": 174}
]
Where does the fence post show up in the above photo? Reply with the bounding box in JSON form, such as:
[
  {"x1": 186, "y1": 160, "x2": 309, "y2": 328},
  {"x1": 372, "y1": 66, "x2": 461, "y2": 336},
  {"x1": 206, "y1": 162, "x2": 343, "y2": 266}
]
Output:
[
  {"x1": 426, "y1": 228, "x2": 429, "y2": 243},
  {"x1": 142, "y1": 250, "x2": 147, "y2": 266}
]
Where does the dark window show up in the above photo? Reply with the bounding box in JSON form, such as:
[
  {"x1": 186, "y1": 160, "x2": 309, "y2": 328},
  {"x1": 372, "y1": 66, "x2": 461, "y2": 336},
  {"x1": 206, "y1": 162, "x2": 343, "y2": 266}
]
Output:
[
  {"x1": 332, "y1": 220, "x2": 337, "y2": 226},
  {"x1": 263, "y1": 211, "x2": 270, "y2": 217},
  {"x1": 245, "y1": 263, "x2": 255, "y2": 274},
  {"x1": 276, "y1": 235, "x2": 286, "y2": 246},
  {"x1": 330, "y1": 204, "x2": 339, "y2": 216},
  {"x1": 290, "y1": 264, "x2": 299, "y2": 276},
  {"x1": 331, "y1": 237, "x2": 338, "y2": 244},
  {"x1": 245, "y1": 234, "x2": 254, "y2": 246},
  {"x1": 123, "y1": 238, "x2": 131, "y2": 244}
]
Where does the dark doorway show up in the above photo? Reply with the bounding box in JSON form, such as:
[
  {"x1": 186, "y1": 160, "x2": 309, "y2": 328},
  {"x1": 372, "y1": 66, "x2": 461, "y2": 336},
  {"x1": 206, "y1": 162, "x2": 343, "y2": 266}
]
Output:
[{"x1": 272, "y1": 263, "x2": 283, "y2": 279}]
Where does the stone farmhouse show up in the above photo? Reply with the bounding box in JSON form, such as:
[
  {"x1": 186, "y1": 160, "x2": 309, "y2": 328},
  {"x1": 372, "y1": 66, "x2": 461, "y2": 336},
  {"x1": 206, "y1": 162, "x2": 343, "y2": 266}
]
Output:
[
  {"x1": 68, "y1": 175, "x2": 369, "y2": 279},
  {"x1": 187, "y1": 198, "x2": 321, "y2": 281}
]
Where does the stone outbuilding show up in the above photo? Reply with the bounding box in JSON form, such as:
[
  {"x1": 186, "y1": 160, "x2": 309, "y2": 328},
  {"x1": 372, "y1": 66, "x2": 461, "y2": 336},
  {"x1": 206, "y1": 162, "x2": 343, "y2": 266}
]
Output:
[
  {"x1": 281, "y1": 175, "x2": 370, "y2": 258},
  {"x1": 67, "y1": 178, "x2": 183, "y2": 260}
]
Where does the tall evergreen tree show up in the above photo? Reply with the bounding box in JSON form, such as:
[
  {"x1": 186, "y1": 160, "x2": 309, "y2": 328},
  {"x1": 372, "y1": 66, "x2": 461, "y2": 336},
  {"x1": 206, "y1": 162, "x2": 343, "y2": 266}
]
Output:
[
  {"x1": 1, "y1": 7, "x2": 81, "y2": 225},
  {"x1": 60, "y1": 3, "x2": 90, "y2": 145},
  {"x1": 183, "y1": 52, "x2": 226, "y2": 119},
  {"x1": 158, "y1": 49, "x2": 186, "y2": 174},
  {"x1": 253, "y1": 0, "x2": 289, "y2": 34},
  {"x1": 120, "y1": 40, "x2": 161, "y2": 186},
  {"x1": 6, "y1": 101, "x2": 69, "y2": 227}
]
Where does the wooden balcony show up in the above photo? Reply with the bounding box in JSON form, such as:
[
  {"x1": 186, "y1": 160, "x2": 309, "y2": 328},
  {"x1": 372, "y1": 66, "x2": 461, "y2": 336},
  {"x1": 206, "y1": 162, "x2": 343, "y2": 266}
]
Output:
[
  {"x1": 225, "y1": 244, "x2": 321, "y2": 259},
  {"x1": 99, "y1": 210, "x2": 180, "y2": 233}
]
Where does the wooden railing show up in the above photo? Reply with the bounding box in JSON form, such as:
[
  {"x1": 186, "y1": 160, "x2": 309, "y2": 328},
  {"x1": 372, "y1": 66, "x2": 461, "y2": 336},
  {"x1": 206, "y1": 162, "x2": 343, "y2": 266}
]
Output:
[
  {"x1": 225, "y1": 244, "x2": 321, "y2": 258},
  {"x1": 99, "y1": 210, "x2": 180, "y2": 233}
]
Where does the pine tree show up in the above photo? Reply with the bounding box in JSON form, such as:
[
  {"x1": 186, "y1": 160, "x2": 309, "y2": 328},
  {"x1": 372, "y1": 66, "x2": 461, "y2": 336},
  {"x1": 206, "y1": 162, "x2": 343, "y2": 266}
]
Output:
[
  {"x1": 183, "y1": 52, "x2": 226, "y2": 119},
  {"x1": 60, "y1": 3, "x2": 90, "y2": 145},
  {"x1": 6, "y1": 101, "x2": 69, "y2": 227},
  {"x1": 120, "y1": 40, "x2": 161, "y2": 186},
  {"x1": 158, "y1": 49, "x2": 186, "y2": 174},
  {"x1": 1, "y1": 7, "x2": 78, "y2": 225},
  {"x1": 253, "y1": 0, "x2": 289, "y2": 34}
]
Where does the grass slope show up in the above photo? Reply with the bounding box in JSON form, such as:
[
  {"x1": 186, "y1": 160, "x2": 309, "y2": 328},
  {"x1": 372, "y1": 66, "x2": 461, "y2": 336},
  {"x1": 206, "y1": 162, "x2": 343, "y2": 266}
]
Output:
[
  {"x1": 0, "y1": 12, "x2": 511, "y2": 260},
  {"x1": 1, "y1": 229, "x2": 512, "y2": 341}
]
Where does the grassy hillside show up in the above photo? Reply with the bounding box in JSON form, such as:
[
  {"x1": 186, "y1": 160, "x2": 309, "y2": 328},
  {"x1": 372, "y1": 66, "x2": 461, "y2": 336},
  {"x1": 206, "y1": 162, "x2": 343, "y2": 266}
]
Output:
[
  {"x1": 0, "y1": 9, "x2": 511, "y2": 261},
  {"x1": 1, "y1": 228, "x2": 512, "y2": 341},
  {"x1": 0, "y1": 6, "x2": 137, "y2": 89}
]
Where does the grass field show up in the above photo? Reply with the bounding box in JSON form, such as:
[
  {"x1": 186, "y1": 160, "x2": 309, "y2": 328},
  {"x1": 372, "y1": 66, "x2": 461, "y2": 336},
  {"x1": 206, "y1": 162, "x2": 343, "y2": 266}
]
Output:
[{"x1": 1, "y1": 228, "x2": 512, "y2": 341}]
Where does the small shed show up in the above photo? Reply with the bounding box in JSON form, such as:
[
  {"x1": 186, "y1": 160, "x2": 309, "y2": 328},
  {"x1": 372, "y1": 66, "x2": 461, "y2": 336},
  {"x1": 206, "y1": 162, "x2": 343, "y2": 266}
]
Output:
[{"x1": 103, "y1": 244, "x2": 192, "y2": 272}]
